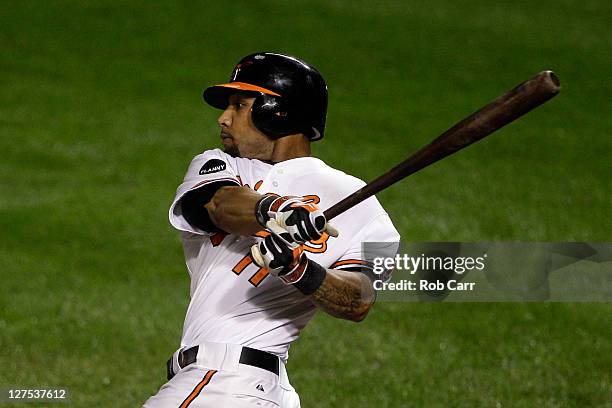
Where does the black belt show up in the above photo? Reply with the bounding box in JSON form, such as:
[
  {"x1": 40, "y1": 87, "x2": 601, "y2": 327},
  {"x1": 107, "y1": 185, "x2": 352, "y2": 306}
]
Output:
[{"x1": 166, "y1": 346, "x2": 280, "y2": 380}]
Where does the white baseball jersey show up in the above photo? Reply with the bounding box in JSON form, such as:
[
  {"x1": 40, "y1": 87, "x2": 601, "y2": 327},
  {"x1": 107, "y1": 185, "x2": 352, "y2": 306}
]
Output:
[{"x1": 169, "y1": 149, "x2": 400, "y2": 362}]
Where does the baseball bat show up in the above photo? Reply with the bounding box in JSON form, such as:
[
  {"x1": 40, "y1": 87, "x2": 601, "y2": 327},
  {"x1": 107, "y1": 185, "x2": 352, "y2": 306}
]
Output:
[{"x1": 323, "y1": 70, "x2": 560, "y2": 221}]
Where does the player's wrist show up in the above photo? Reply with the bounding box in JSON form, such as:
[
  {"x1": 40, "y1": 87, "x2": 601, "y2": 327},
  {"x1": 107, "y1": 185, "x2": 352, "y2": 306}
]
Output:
[
  {"x1": 255, "y1": 194, "x2": 276, "y2": 226},
  {"x1": 279, "y1": 255, "x2": 326, "y2": 295},
  {"x1": 256, "y1": 194, "x2": 299, "y2": 227}
]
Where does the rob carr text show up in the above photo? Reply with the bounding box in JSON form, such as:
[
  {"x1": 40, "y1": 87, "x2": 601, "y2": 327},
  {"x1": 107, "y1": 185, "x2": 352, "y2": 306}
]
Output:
[{"x1": 374, "y1": 279, "x2": 476, "y2": 291}]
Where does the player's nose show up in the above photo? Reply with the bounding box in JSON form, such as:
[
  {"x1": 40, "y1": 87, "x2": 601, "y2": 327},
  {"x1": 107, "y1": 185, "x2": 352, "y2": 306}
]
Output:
[{"x1": 217, "y1": 108, "x2": 232, "y2": 128}]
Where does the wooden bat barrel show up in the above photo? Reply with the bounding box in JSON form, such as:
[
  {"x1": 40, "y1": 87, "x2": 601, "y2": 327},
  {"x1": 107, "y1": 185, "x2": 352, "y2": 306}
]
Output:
[{"x1": 324, "y1": 71, "x2": 560, "y2": 220}]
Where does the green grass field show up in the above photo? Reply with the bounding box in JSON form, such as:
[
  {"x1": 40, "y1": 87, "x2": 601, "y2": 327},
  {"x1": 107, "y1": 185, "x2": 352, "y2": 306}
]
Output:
[{"x1": 1, "y1": 1, "x2": 610, "y2": 407}]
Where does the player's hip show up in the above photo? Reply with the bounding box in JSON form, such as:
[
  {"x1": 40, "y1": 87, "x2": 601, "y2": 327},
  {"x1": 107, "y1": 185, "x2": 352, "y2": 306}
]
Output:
[
  {"x1": 143, "y1": 342, "x2": 300, "y2": 408},
  {"x1": 179, "y1": 322, "x2": 304, "y2": 361}
]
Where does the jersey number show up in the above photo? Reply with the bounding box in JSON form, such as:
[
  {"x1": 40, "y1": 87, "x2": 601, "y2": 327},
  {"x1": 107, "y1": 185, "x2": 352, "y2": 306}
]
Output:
[{"x1": 232, "y1": 253, "x2": 269, "y2": 286}]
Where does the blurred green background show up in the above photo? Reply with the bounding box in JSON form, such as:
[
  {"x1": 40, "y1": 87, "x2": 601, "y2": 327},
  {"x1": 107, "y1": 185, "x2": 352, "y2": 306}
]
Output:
[{"x1": 1, "y1": 0, "x2": 610, "y2": 407}]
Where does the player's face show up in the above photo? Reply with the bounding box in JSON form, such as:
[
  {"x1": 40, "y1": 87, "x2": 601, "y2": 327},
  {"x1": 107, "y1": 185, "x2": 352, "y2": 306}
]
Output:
[{"x1": 217, "y1": 93, "x2": 275, "y2": 160}]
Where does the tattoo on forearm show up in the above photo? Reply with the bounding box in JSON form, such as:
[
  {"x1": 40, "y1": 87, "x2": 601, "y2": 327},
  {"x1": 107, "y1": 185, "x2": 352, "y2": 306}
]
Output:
[{"x1": 310, "y1": 270, "x2": 373, "y2": 320}]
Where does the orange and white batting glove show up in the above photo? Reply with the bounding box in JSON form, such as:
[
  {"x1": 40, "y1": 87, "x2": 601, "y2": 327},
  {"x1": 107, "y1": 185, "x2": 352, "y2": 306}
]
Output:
[
  {"x1": 251, "y1": 232, "x2": 305, "y2": 281},
  {"x1": 255, "y1": 194, "x2": 338, "y2": 243},
  {"x1": 250, "y1": 222, "x2": 327, "y2": 294}
]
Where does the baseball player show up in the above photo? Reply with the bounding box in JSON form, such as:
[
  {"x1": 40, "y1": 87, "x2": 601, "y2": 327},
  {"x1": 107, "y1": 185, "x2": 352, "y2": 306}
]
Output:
[{"x1": 143, "y1": 52, "x2": 400, "y2": 408}]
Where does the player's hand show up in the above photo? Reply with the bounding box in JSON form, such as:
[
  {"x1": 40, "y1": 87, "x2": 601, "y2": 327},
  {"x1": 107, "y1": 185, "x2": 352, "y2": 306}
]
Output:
[
  {"x1": 255, "y1": 194, "x2": 338, "y2": 243},
  {"x1": 250, "y1": 227, "x2": 309, "y2": 285}
]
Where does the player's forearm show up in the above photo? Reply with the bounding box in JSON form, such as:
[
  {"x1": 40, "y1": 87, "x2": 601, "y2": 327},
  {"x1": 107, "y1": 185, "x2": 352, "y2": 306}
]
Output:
[
  {"x1": 205, "y1": 186, "x2": 263, "y2": 236},
  {"x1": 309, "y1": 269, "x2": 375, "y2": 322}
]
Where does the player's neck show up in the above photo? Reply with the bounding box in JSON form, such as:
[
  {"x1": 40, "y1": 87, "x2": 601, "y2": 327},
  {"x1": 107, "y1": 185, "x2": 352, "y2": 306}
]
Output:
[{"x1": 270, "y1": 134, "x2": 311, "y2": 163}]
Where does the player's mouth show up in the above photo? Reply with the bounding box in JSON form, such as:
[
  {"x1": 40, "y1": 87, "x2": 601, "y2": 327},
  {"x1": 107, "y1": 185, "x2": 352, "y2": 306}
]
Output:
[{"x1": 221, "y1": 132, "x2": 233, "y2": 140}]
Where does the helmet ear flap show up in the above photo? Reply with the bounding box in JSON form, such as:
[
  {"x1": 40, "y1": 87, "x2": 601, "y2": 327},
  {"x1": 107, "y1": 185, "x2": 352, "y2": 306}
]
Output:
[{"x1": 251, "y1": 93, "x2": 299, "y2": 139}]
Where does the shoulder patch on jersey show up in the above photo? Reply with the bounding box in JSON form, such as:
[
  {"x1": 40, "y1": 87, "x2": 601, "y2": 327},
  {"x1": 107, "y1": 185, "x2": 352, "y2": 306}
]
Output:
[{"x1": 199, "y1": 159, "x2": 227, "y2": 175}]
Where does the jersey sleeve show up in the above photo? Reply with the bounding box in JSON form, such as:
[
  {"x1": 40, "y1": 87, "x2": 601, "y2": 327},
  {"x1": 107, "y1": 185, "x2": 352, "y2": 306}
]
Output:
[
  {"x1": 169, "y1": 149, "x2": 241, "y2": 235},
  {"x1": 330, "y1": 213, "x2": 401, "y2": 280}
]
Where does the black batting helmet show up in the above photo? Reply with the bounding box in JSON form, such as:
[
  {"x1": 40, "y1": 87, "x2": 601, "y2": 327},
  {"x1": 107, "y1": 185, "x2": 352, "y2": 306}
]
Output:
[{"x1": 203, "y1": 52, "x2": 328, "y2": 141}]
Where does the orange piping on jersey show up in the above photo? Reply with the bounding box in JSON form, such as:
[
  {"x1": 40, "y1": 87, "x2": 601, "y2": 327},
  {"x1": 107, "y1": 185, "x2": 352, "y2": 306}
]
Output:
[
  {"x1": 330, "y1": 259, "x2": 373, "y2": 268},
  {"x1": 254, "y1": 180, "x2": 263, "y2": 191},
  {"x1": 179, "y1": 369, "x2": 217, "y2": 408},
  {"x1": 248, "y1": 267, "x2": 269, "y2": 286},
  {"x1": 254, "y1": 230, "x2": 271, "y2": 238},
  {"x1": 233, "y1": 255, "x2": 252, "y2": 275}
]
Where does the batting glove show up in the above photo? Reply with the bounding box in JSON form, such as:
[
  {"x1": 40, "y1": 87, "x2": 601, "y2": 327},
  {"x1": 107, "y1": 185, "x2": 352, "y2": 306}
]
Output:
[
  {"x1": 250, "y1": 221, "x2": 327, "y2": 293},
  {"x1": 255, "y1": 194, "x2": 338, "y2": 243},
  {"x1": 251, "y1": 232, "x2": 305, "y2": 281}
]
